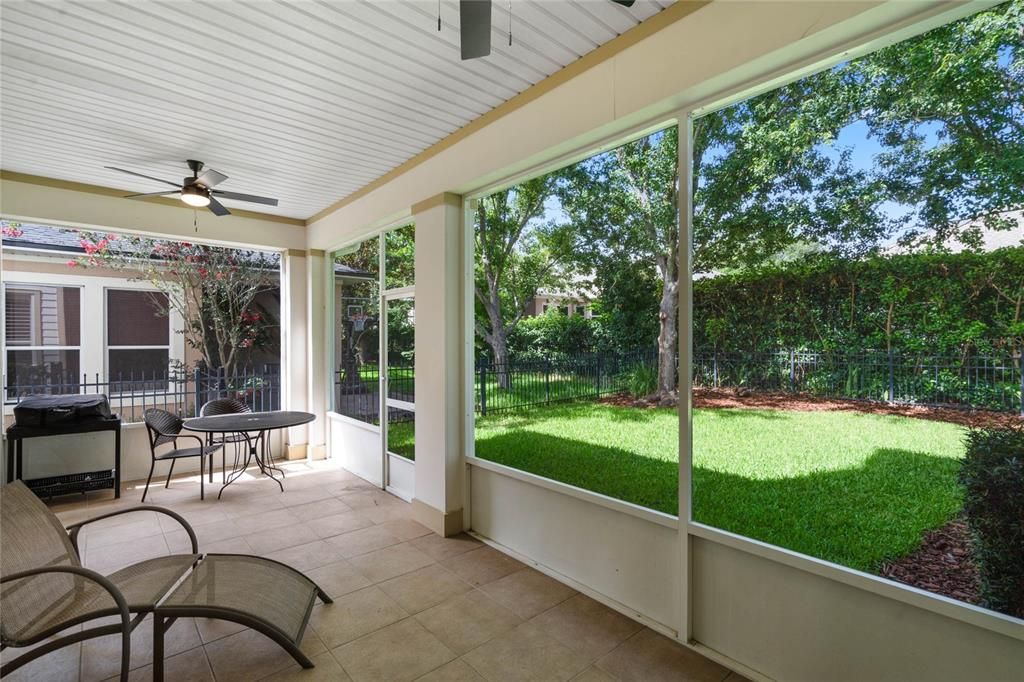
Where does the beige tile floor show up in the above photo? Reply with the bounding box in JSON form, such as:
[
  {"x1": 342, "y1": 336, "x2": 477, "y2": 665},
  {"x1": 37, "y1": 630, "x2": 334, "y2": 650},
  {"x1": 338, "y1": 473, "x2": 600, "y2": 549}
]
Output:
[{"x1": 2, "y1": 461, "x2": 747, "y2": 682}]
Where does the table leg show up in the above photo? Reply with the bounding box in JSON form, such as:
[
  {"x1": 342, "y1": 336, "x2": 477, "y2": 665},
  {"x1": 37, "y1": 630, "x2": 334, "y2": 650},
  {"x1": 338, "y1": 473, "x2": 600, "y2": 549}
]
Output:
[
  {"x1": 114, "y1": 424, "x2": 121, "y2": 499},
  {"x1": 6, "y1": 437, "x2": 14, "y2": 483},
  {"x1": 257, "y1": 431, "x2": 284, "y2": 492},
  {"x1": 218, "y1": 432, "x2": 259, "y2": 498},
  {"x1": 16, "y1": 438, "x2": 23, "y2": 483},
  {"x1": 260, "y1": 431, "x2": 286, "y2": 479}
]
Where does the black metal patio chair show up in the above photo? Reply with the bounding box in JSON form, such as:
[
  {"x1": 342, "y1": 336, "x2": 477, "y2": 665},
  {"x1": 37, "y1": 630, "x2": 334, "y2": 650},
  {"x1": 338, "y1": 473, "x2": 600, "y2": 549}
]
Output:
[
  {"x1": 0, "y1": 480, "x2": 332, "y2": 681},
  {"x1": 142, "y1": 408, "x2": 222, "y2": 502},
  {"x1": 199, "y1": 398, "x2": 251, "y2": 483}
]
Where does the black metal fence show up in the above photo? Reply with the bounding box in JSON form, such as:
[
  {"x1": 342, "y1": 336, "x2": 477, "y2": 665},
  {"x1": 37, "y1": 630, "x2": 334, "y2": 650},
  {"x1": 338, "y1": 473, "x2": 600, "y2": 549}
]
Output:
[
  {"x1": 476, "y1": 349, "x2": 658, "y2": 415},
  {"x1": 333, "y1": 364, "x2": 415, "y2": 425},
  {"x1": 331, "y1": 348, "x2": 1023, "y2": 420},
  {"x1": 693, "y1": 349, "x2": 1023, "y2": 414},
  {"x1": 3, "y1": 366, "x2": 281, "y2": 422}
]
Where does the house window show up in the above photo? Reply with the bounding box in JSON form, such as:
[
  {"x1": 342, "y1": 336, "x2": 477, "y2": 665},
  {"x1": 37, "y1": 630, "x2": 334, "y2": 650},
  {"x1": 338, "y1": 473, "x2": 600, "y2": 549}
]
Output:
[
  {"x1": 559, "y1": 305, "x2": 570, "y2": 316},
  {"x1": 106, "y1": 289, "x2": 170, "y2": 392},
  {"x1": 4, "y1": 284, "x2": 81, "y2": 398}
]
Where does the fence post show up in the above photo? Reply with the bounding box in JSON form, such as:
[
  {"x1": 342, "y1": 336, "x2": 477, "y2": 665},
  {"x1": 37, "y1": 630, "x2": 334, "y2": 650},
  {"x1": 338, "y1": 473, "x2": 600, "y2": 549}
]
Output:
[
  {"x1": 595, "y1": 353, "x2": 603, "y2": 394},
  {"x1": 478, "y1": 362, "x2": 487, "y2": 416},
  {"x1": 713, "y1": 352, "x2": 719, "y2": 388},
  {"x1": 887, "y1": 350, "x2": 896, "y2": 403},
  {"x1": 1019, "y1": 357, "x2": 1023, "y2": 417},
  {"x1": 545, "y1": 360, "x2": 552, "y2": 405},
  {"x1": 192, "y1": 367, "x2": 201, "y2": 417},
  {"x1": 789, "y1": 349, "x2": 795, "y2": 391}
]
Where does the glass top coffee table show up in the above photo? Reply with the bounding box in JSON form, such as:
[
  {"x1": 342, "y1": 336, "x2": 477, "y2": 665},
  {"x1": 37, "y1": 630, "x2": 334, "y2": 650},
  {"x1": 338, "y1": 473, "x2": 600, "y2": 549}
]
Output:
[{"x1": 183, "y1": 411, "x2": 315, "y2": 498}]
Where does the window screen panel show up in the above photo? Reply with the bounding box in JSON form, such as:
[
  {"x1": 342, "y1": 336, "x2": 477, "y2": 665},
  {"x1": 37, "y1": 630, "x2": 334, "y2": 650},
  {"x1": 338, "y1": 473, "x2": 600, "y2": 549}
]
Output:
[
  {"x1": 107, "y1": 290, "x2": 169, "y2": 346},
  {"x1": 4, "y1": 285, "x2": 80, "y2": 346}
]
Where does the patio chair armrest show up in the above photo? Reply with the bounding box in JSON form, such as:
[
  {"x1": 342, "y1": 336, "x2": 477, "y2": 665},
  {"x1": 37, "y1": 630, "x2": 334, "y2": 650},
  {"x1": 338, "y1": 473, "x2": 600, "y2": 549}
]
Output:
[
  {"x1": 1, "y1": 565, "x2": 132, "y2": 642},
  {"x1": 178, "y1": 433, "x2": 220, "y2": 453},
  {"x1": 66, "y1": 507, "x2": 198, "y2": 556}
]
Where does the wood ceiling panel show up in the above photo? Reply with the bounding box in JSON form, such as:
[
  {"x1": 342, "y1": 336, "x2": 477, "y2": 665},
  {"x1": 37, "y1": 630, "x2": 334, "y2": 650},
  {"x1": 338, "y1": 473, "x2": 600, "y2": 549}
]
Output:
[{"x1": 0, "y1": 0, "x2": 670, "y2": 219}]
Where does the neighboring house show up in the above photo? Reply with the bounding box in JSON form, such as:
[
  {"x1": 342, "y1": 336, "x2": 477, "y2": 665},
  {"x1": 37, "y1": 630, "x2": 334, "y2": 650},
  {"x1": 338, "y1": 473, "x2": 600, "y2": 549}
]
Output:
[
  {"x1": 883, "y1": 209, "x2": 1023, "y2": 255},
  {"x1": 1, "y1": 223, "x2": 281, "y2": 401},
  {"x1": 528, "y1": 291, "x2": 593, "y2": 318},
  {"x1": 528, "y1": 277, "x2": 599, "y2": 319}
]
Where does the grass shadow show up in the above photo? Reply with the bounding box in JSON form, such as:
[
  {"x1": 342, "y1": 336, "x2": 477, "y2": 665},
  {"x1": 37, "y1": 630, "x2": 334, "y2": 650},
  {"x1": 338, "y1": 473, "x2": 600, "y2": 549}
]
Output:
[
  {"x1": 476, "y1": 430, "x2": 962, "y2": 571},
  {"x1": 697, "y1": 407, "x2": 788, "y2": 420}
]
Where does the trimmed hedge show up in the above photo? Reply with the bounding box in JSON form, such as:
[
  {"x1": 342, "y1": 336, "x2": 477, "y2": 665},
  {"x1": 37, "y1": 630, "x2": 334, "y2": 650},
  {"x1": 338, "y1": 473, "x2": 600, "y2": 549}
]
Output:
[
  {"x1": 693, "y1": 248, "x2": 1024, "y2": 356},
  {"x1": 959, "y1": 426, "x2": 1024, "y2": 618}
]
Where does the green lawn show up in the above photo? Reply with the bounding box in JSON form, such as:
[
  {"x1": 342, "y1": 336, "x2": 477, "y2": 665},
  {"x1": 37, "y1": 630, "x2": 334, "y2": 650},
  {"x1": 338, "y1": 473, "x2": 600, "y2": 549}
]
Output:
[{"x1": 472, "y1": 403, "x2": 966, "y2": 572}]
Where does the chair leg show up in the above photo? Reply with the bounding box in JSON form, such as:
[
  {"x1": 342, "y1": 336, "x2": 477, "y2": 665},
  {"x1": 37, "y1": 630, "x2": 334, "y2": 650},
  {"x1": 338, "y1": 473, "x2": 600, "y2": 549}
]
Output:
[
  {"x1": 119, "y1": 615, "x2": 131, "y2": 682},
  {"x1": 153, "y1": 614, "x2": 164, "y2": 682},
  {"x1": 142, "y1": 461, "x2": 155, "y2": 502},
  {"x1": 200, "y1": 456, "x2": 205, "y2": 501},
  {"x1": 165, "y1": 459, "x2": 176, "y2": 488},
  {"x1": 209, "y1": 453, "x2": 214, "y2": 483}
]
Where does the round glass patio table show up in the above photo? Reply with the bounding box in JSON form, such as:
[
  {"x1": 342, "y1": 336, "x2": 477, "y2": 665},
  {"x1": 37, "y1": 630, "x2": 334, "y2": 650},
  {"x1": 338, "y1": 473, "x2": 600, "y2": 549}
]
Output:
[{"x1": 183, "y1": 411, "x2": 315, "y2": 498}]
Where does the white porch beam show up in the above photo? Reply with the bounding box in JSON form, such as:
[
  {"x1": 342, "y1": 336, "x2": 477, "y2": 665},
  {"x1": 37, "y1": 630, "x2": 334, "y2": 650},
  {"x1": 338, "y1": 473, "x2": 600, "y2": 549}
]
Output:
[
  {"x1": 281, "y1": 249, "x2": 309, "y2": 458},
  {"x1": 1, "y1": 172, "x2": 305, "y2": 251},
  {"x1": 306, "y1": 248, "x2": 328, "y2": 459},
  {"x1": 410, "y1": 192, "x2": 465, "y2": 536}
]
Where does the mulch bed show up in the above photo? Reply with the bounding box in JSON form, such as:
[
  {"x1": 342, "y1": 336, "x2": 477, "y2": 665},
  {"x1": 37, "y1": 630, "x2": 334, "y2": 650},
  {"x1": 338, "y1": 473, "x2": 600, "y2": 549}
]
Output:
[
  {"x1": 879, "y1": 519, "x2": 981, "y2": 606},
  {"x1": 601, "y1": 387, "x2": 1023, "y2": 430}
]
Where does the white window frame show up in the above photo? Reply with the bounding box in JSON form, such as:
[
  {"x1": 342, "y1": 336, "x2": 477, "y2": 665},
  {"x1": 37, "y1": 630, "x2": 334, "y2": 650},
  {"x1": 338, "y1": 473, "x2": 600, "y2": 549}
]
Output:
[
  {"x1": 1, "y1": 270, "x2": 184, "y2": 413},
  {"x1": 2, "y1": 282, "x2": 83, "y2": 401}
]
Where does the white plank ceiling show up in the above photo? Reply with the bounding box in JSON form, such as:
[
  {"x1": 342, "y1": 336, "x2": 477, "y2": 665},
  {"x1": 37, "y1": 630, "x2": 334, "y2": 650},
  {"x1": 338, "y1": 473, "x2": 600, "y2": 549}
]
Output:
[{"x1": 0, "y1": 0, "x2": 672, "y2": 219}]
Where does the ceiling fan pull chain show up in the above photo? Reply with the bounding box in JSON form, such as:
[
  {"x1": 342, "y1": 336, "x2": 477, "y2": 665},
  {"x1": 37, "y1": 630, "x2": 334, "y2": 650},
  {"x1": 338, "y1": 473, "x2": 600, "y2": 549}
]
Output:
[
  {"x1": 508, "y1": 0, "x2": 512, "y2": 46},
  {"x1": 437, "y1": 0, "x2": 441, "y2": 31},
  {"x1": 194, "y1": 210, "x2": 198, "y2": 233}
]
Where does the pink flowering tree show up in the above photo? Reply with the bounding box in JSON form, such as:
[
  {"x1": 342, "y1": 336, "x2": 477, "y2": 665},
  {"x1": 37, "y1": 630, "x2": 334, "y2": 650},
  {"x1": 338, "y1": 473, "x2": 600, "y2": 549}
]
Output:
[
  {"x1": 1, "y1": 220, "x2": 25, "y2": 238},
  {"x1": 70, "y1": 233, "x2": 277, "y2": 376}
]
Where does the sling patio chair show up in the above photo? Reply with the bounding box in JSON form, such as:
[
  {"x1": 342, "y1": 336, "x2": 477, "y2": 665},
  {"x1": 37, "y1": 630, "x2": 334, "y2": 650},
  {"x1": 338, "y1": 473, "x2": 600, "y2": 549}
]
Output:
[{"x1": 1, "y1": 480, "x2": 333, "y2": 681}]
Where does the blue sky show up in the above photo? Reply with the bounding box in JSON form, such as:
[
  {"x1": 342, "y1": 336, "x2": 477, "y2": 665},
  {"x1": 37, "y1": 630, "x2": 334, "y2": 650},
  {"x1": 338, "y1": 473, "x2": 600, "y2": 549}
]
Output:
[{"x1": 541, "y1": 117, "x2": 944, "y2": 245}]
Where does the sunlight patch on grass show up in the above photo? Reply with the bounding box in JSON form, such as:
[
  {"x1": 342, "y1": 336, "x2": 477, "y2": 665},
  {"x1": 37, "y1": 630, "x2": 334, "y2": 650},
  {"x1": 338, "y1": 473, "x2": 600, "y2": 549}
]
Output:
[{"x1": 474, "y1": 403, "x2": 966, "y2": 572}]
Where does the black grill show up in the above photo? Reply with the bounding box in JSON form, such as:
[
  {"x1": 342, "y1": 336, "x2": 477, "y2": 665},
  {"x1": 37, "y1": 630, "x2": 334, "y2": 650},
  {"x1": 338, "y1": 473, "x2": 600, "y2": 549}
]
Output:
[{"x1": 23, "y1": 469, "x2": 116, "y2": 498}]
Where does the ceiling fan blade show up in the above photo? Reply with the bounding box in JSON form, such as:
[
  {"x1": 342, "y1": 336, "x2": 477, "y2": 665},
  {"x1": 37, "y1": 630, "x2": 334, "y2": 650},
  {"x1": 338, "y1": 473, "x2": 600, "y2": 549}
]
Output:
[
  {"x1": 211, "y1": 190, "x2": 279, "y2": 206},
  {"x1": 208, "y1": 197, "x2": 231, "y2": 216},
  {"x1": 105, "y1": 166, "x2": 180, "y2": 188},
  {"x1": 124, "y1": 190, "x2": 181, "y2": 199},
  {"x1": 460, "y1": 0, "x2": 491, "y2": 60},
  {"x1": 611, "y1": 0, "x2": 636, "y2": 6},
  {"x1": 196, "y1": 167, "x2": 228, "y2": 188}
]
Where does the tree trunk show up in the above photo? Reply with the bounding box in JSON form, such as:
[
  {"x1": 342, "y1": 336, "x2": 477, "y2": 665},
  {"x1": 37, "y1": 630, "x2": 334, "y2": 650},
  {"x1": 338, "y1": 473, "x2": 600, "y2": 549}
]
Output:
[
  {"x1": 657, "y1": 277, "x2": 679, "y2": 398},
  {"x1": 490, "y1": 330, "x2": 512, "y2": 391}
]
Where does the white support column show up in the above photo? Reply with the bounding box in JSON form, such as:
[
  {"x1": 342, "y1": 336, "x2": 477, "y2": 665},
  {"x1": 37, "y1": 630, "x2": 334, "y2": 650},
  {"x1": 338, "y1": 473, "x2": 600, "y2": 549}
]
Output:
[
  {"x1": 677, "y1": 112, "x2": 695, "y2": 642},
  {"x1": 281, "y1": 248, "x2": 309, "y2": 459},
  {"x1": 411, "y1": 193, "x2": 465, "y2": 536},
  {"x1": 306, "y1": 249, "x2": 328, "y2": 459}
]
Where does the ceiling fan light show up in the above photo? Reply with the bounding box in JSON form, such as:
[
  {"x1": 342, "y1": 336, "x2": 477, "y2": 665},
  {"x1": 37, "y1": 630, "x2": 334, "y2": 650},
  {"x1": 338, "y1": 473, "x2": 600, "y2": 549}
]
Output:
[{"x1": 181, "y1": 184, "x2": 210, "y2": 207}]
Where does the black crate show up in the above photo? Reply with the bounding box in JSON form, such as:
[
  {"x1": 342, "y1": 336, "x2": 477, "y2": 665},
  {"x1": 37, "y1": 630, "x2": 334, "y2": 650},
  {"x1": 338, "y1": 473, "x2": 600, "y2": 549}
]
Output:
[{"x1": 24, "y1": 469, "x2": 115, "y2": 498}]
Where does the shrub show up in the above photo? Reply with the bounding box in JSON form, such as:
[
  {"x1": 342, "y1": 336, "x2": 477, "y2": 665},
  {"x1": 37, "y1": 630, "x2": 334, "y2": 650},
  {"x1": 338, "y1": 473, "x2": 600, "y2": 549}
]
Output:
[
  {"x1": 507, "y1": 310, "x2": 596, "y2": 357},
  {"x1": 620, "y1": 362, "x2": 658, "y2": 398},
  {"x1": 959, "y1": 426, "x2": 1024, "y2": 618}
]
